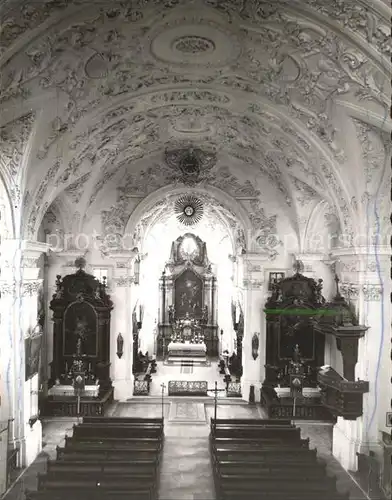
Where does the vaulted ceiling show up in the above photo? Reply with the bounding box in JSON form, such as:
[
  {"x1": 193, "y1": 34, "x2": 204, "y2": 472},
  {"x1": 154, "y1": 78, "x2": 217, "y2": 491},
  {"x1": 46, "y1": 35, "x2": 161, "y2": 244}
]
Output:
[{"x1": 0, "y1": 0, "x2": 390, "y2": 245}]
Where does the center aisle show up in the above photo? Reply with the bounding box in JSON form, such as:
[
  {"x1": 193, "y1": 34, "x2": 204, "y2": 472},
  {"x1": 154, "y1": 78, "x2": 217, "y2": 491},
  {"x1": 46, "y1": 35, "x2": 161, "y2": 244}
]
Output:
[{"x1": 158, "y1": 424, "x2": 215, "y2": 500}]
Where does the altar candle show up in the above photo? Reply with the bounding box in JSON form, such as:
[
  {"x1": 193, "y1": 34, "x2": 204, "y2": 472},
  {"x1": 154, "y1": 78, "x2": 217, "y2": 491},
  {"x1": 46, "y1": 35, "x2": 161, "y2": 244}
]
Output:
[{"x1": 65, "y1": 362, "x2": 68, "y2": 372}]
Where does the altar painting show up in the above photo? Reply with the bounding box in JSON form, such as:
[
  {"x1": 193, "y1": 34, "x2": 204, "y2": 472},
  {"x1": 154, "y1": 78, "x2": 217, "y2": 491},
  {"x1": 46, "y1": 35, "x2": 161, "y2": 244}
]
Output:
[
  {"x1": 278, "y1": 315, "x2": 315, "y2": 360},
  {"x1": 174, "y1": 269, "x2": 203, "y2": 318},
  {"x1": 63, "y1": 302, "x2": 98, "y2": 357}
]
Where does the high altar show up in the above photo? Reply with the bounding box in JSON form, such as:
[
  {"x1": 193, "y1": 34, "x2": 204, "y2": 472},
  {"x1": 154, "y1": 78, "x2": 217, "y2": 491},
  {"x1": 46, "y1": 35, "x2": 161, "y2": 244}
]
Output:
[{"x1": 157, "y1": 233, "x2": 218, "y2": 357}]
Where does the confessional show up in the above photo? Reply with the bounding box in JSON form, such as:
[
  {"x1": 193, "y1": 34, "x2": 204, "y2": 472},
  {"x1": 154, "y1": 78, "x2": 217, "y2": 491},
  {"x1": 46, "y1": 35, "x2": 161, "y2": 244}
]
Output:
[{"x1": 42, "y1": 260, "x2": 114, "y2": 416}]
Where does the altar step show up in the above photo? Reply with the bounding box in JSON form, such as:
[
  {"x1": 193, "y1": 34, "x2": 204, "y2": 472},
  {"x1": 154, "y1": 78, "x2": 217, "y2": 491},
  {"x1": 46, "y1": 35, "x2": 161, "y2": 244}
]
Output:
[
  {"x1": 164, "y1": 358, "x2": 210, "y2": 366},
  {"x1": 121, "y1": 397, "x2": 247, "y2": 405}
]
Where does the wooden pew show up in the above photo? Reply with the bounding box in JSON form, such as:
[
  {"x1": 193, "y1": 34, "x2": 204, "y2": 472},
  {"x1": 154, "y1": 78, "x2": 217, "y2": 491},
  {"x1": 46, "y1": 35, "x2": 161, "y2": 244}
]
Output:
[
  {"x1": 72, "y1": 424, "x2": 162, "y2": 439},
  {"x1": 211, "y1": 418, "x2": 293, "y2": 426},
  {"x1": 37, "y1": 476, "x2": 154, "y2": 490},
  {"x1": 46, "y1": 458, "x2": 157, "y2": 474},
  {"x1": 211, "y1": 426, "x2": 302, "y2": 440},
  {"x1": 38, "y1": 470, "x2": 156, "y2": 489},
  {"x1": 56, "y1": 445, "x2": 160, "y2": 462},
  {"x1": 210, "y1": 418, "x2": 346, "y2": 500},
  {"x1": 212, "y1": 447, "x2": 318, "y2": 462},
  {"x1": 221, "y1": 492, "x2": 349, "y2": 500},
  {"x1": 83, "y1": 417, "x2": 163, "y2": 425},
  {"x1": 25, "y1": 491, "x2": 152, "y2": 500},
  {"x1": 34, "y1": 418, "x2": 162, "y2": 500},
  {"x1": 212, "y1": 437, "x2": 310, "y2": 447},
  {"x1": 75, "y1": 421, "x2": 163, "y2": 430},
  {"x1": 65, "y1": 436, "x2": 161, "y2": 449},
  {"x1": 215, "y1": 460, "x2": 327, "y2": 475}
]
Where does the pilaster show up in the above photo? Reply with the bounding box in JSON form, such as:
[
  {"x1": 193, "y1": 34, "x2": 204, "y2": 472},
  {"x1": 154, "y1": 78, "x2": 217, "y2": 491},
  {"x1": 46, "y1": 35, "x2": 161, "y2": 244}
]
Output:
[
  {"x1": 108, "y1": 251, "x2": 139, "y2": 400},
  {"x1": 329, "y1": 246, "x2": 390, "y2": 470},
  {"x1": 0, "y1": 241, "x2": 49, "y2": 470},
  {"x1": 239, "y1": 252, "x2": 269, "y2": 402}
]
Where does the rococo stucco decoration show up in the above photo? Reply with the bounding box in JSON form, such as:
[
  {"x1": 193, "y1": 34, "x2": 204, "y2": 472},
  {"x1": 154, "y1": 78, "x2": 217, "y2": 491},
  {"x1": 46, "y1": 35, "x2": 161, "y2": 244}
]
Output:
[
  {"x1": 0, "y1": 0, "x2": 389, "y2": 246},
  {"x1": 164, "y1": 147, "x2": 217, "y2": 186}
]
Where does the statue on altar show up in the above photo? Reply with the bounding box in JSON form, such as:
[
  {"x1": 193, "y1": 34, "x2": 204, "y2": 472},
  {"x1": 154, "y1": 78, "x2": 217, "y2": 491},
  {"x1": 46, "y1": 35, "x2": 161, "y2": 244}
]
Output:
[
  {"x1": 201, "y1": 305, "x2": 208, "y2": 324},
  {"x1": 168, "y1": 305, "x2": 175, "y2": 324},
  {"x1": 170, "y1": 312, "x2": 205, "y2": 344}
]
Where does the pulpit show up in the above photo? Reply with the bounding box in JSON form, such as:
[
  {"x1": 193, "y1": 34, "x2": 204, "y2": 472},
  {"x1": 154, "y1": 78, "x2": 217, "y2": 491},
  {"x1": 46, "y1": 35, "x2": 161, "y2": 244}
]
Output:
[{"x1": 42, "y1": 258, "x2": 114, "y2": 417}]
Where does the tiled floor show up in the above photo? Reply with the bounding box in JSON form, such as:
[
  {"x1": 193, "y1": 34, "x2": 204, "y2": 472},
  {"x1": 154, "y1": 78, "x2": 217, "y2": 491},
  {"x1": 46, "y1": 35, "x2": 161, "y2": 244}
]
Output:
[{"x1": 3, "y1": 402, "x2": 370, "y2": 500}]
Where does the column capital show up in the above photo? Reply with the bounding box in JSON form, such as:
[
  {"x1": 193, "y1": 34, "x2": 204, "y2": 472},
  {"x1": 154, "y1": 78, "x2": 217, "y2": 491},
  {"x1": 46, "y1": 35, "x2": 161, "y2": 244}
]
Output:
[
  {"x1": 295, "y1": 252, "x2": 326, "y2": 262},
  {"x1": 112, "y1": 276, "x2": 135, "y2": 287},
  {"x1": 21, "y1": 240, "x2": 51, "y2": 258},
  {"x1": 242, "y1": 278, "x2": 264, "y2": 290},
  {"x1": 340, "y1": 282, "x2": 384, "y2": 302},
  {"x1": 107, "y1": 249, "x2": 139, "y2": 267},
  {"x1": 242, "y1": 252, "x2": 270, "y2": 265},
  {"x1": 47, "y1": 249, "x2": 81, "y2": 266}
]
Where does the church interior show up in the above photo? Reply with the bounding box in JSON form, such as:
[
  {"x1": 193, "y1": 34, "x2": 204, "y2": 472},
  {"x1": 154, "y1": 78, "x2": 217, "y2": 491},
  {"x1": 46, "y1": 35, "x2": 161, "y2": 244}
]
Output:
[{"x1": 0, "y1": 0, "x2": 390, "y2": 499}]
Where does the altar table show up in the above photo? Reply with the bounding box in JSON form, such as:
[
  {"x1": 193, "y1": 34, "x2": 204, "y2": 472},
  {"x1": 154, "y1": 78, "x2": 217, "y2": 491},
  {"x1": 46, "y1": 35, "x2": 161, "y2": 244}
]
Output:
[
  {"x1": 48, "y1": 384, "x2": 99, "y2": 399},
  {"x1": 168, "y1": 341, "x2": 207, "y2": 358}
]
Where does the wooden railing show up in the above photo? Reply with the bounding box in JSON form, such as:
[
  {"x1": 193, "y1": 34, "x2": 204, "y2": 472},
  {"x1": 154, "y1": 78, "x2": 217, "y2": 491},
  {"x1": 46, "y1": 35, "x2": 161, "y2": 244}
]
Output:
[
  {"x1": 168, "y1": 380, "x2": 208, "y2": 396},
  {"x1": 42, "y1": 387, "x2": 114, "y2": 417}
]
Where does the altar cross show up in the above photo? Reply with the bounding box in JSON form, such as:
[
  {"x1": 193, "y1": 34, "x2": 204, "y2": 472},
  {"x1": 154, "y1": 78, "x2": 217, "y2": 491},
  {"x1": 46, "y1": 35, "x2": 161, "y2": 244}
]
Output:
[{"x1": 207, "y1": 381, "x2": 226, "y2": 433}]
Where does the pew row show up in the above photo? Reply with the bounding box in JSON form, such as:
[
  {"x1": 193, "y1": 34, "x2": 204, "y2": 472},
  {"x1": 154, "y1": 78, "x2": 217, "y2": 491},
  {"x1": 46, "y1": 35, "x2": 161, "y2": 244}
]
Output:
[
  {"x1": 29, "y1": 417, "x2": 165, "y2": 500},
  {"x1": 56, "y1": 445, "x2": 160, "y2": 461},
  {"x1": 210, "y1": 418, "x2": 347, "y2": 500}
]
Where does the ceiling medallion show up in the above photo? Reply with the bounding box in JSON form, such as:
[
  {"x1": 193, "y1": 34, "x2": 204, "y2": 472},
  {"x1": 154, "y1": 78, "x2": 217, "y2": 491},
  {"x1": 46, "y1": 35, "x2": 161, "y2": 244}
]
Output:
[
  {"x1": 174, "y1": 194, "x2": 204, "y2": 227},
  {"x1": 165, "y1": 147, "x2": 217, "y2": 186},
  {"x1": 172, "y1": 36, "x2": 215, "y2": 54}
]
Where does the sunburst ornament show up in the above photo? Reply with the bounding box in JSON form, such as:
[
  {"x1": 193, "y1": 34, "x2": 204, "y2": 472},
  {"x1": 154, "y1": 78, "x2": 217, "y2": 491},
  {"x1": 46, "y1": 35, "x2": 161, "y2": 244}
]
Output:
[{"x1": 174, "y1": 194, "x2": 204, "y2": 226}]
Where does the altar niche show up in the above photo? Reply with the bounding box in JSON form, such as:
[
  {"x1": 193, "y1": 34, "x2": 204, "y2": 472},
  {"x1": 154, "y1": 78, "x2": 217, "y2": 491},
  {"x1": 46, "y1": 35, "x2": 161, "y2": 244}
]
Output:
[{"x1": 157, "y1": 233, "x2": 218, "y2": 357}]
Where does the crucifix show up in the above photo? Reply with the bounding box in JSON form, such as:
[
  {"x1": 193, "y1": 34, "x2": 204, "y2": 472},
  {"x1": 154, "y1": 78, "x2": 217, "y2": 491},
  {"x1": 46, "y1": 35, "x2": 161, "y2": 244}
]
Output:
[{"x1": 207, "y1": 381, "x2": 226, "y2": 434}]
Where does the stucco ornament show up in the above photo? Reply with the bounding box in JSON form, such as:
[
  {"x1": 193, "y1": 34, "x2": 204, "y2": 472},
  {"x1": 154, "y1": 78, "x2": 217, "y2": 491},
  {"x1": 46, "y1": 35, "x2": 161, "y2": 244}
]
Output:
[
  {"x1": 0, "y1": 113, "x2": 35, "y2": 178},
  {"x1": 0, "y1": 0, "x2": 388, "y2": 244},
  {"x1": 164, "y1": 147, "x2": 217, "y2": 186}
]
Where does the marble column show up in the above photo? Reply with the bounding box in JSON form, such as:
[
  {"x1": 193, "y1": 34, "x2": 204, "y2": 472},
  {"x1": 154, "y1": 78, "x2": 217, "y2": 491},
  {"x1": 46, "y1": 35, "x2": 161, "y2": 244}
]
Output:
[
  {"x1": 110, "y1": 252, "x2": 138, "y2": 400},
  {"x1": 239, "y1": 253, "x2": 269, "y2": 402},
  {"x1": 330, "y1": 246, "x2": 390, "y2": 471}
]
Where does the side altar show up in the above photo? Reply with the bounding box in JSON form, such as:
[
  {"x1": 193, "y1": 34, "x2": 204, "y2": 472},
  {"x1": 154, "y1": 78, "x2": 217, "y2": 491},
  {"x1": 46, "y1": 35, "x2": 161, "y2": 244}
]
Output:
[
  {"x1": 41, "y1": 258, "x2": 114, "y2": 417},
  {"x1": 157, "y1": 233, "x2": 218, "y2": 357}
]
